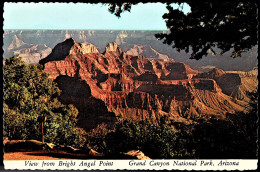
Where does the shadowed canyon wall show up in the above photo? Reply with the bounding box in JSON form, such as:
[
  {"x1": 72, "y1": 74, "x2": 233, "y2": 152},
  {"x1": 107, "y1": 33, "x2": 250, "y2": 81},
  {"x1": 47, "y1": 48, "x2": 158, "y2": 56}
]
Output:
[{"x1": 39, "y1": 38, "x2": 257, "y2": 129}]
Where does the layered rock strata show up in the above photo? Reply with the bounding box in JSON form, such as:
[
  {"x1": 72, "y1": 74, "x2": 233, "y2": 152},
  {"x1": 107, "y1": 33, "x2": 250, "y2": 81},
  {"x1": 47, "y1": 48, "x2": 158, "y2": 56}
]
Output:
[{"x1": 40, "y1": 38, "x2": 257, "y2": 129}]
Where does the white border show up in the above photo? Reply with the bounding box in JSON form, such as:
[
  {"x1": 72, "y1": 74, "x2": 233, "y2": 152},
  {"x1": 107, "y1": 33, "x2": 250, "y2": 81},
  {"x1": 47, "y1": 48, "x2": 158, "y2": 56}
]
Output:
[{"x1": 4, "y1": 159, "x2": 258, "y2": 170}]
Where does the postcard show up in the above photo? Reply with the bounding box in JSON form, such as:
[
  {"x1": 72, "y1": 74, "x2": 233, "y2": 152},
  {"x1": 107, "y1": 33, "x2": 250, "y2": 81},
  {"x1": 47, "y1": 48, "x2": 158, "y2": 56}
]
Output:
[{"x1": 3, "y1": 2, "x2": 258, "y2": 170}]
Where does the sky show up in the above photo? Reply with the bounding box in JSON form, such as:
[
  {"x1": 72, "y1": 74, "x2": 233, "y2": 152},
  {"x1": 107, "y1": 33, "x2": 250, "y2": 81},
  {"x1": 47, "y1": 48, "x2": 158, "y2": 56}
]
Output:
[{"x1": 3, "y1": 2, "x2": 190, "y2": 30}]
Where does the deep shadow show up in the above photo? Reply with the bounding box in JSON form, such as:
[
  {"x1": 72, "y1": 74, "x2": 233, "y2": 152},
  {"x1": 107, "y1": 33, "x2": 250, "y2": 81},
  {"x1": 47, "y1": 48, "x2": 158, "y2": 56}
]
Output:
[
  {"x1": 39, "y1": 38, "x2": 75, "y2": 65},
  {"x1": 54, "y1": 75, "x2": 117, "y2": 131},
  {"x1": 4, "y1": 140, "x2": 45, "y2": 153}
]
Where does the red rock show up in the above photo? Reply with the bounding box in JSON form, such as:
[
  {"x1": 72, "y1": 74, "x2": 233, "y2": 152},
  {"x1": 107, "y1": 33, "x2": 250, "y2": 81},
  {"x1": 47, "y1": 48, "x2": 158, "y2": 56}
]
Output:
[{"x1": 40, "y1": 38, "x2": 257, "y2": 129}]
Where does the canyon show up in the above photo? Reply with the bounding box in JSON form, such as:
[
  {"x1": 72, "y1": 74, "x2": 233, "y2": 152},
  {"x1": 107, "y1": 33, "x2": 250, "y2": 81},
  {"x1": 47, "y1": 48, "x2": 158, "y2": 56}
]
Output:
[
  {"x1": 39, "y1": 38, "x2": 257, "y2": 130},
  {"x1": 4, "y1": 30, "x2": 258, "y2": 71}
]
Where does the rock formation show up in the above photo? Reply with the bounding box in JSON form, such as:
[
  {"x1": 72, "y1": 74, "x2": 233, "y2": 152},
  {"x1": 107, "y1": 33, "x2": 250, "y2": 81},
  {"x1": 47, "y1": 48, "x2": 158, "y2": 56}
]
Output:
[
  {"x1": 8, "y1": 35, "x2": 26, "y2": 50},
  {"x1": 4, "y1": 30, "x2": 258, "y2": 72},
  {"x1": 126, "y1": 44, "x2": 170, "y2": 61},
  {"x1": 195, "y1": 68, "x2": 258, "y2": 103},
  {"x1": 6, "y1": 34, "x2": 52, "y2": 64},
  {"x1": 104, "y1": 42, "x2": 123, "y2": 55},
  {"x1": 39, "y1": 38, "x2": 257, "y2": 129}
]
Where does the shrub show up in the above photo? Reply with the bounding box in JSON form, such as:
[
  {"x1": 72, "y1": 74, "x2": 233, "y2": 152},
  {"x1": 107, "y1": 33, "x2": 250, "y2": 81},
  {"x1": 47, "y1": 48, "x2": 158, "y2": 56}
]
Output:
[
  {"x1": 102, "y1": 119, "x2": 191, "y2": 159},
  {"x1": 4, "y1": 56, "x2": 86, "y2": 148},
  {"x1": 85, "y1": 123, "x2": 110, "y2": 153},
  {"x1": 86, "y1": 109, "x2": 257, "y2": 159}
]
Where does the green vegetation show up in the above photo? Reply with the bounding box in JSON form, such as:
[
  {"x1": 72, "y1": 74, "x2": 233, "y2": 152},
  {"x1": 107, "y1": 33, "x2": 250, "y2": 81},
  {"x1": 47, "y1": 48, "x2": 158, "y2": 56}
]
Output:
[
  {"x1": 107, "y1": 1, "x2": 257, "y2": 59},
  {"x1": 4, "y1": 56, "x2": 86, "y2": 148},
  {"x1": 189, "y1": 112, "x2": 257, "y2": 158},
  {"x1": 86, "y1": 107, "x2": 257, "y2": 159},
  {"x1": 4, "y1": 56, "x2": 257, "y2": 158},
  {"x1": 105, "y1": 118, "x2": 191, "y2": 158},
  {"x1": 85, "y1": 119, "x2": 183, "y2": 158}
]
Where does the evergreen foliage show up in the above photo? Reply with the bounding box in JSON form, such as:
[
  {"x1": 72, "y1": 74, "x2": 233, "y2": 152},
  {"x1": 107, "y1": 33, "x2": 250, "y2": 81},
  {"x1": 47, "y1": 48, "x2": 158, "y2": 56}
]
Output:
[
  {"x1": 4, "y1": 56, "x2": 86, "y2": 148},
  {"x1": 87, "y1": 107, "x2": 257, "y2": 159},
  {"x1": 107, "y1": 1, "x2": 257, "y2": 59},
  {"x1": 3, "y1": 56, "x2": 257, "y2": 158}
]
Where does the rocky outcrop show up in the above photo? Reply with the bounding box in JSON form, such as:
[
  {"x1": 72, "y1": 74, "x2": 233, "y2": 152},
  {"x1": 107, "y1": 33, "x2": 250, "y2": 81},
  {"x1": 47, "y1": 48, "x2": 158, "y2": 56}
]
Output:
[
  {"x1": 80, "y1": 43, "x2": 99, "y2": 54},
  {"x1": 4, "y1": 139, "x2": 105, "y2": 158},
  {"x1": 126, "y1": 45, "x2": 170, "y2": 61},
  {"x1": 6, "y1": 35, "x2": 52, "y2": 64},
  {"x1": 54, "y1": 75, "x2": 117, "y2": 130},
  {"x1": 8, "y1": 35, "x2": 26, "y2": 50},
  {"x1": 4, "y1": 30, "x2": 257, "y2": 71},
  {"x1": 4, "y1": 140, "x2": 45, "y2": 152},
  {"x1": 195, "y1": 68, "x2": 258, "y2": 102},
  {"x1": 126, "y1": 45, "x2": 144, "y2": 57},
  {"x1": 104, "y1": 42, "x2": 122, "y2": 56},
  {"x1": 39, "y1": 38, "x2": 75, "y2": 64},
  {"x1": 39, "y1": 38, "x2": 99, "y2": 65},
  {"x1": 40, "y1": 38, "x2": 257, "y2": 129},
  {"x1": 123, "y1": 150, "x2": 151, "y2": 160}
]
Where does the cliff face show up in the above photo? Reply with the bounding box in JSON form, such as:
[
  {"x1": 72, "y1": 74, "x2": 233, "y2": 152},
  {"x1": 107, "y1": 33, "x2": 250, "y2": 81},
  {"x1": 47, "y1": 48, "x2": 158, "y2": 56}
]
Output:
[
  {"x1": 54, "y1": 75, "x2": 116, "y2": 130},
  {"x1": 195, "y1": 68, "x2": 258, "y2": 103},
  {"x1": 40, "y1": 38, "x2": 257, "y2": 129},
  {"x1": 126, "y1": 44, "x2": 170, "y2": 61},
  {"x1": 4, "y1": 30, "x2": 258, "y2": 71}
]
